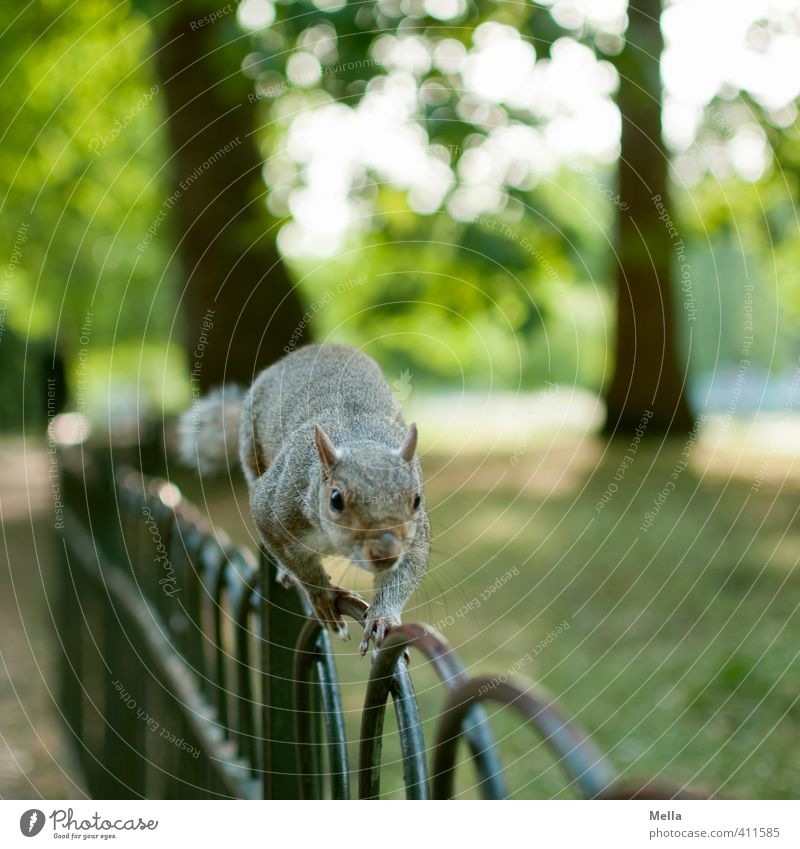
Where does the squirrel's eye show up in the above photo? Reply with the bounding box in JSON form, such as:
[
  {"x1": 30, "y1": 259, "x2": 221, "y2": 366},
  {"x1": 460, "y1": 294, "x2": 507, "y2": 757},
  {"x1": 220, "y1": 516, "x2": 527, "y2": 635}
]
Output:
[
  {"x1": 412, "y1": 493, "x2": 421, "y2": 511},
  {"x1": 330, "y1": 489, "x2": 345, "y2": 512}
]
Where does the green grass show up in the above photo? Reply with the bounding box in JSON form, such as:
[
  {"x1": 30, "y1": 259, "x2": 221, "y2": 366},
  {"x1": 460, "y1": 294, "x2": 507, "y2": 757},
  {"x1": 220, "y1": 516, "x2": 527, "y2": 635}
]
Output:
[{"x1": 195, "y1": 435, "x2": 800, "y2": 799}]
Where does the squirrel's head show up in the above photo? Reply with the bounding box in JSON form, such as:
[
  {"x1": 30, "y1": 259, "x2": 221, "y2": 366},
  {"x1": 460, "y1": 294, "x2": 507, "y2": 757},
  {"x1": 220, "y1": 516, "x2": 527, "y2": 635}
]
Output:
[{"x1": 314, "y1": 423, "x2": 423, "y2": 573}]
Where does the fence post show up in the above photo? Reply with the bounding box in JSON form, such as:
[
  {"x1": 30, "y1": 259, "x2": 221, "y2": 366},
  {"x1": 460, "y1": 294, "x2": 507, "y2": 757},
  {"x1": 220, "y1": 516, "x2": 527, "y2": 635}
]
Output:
[
  {"x1": 102, "y1": 603, "x2": 148, "y2": 798},
  {"x1": 55, "y1": 439, "x2": 93, "y2": 787},
  {"x1": 260, "y1": 549, "x2": 314, "y2": 798},
  {"x1": 57, "y1": 531, "x2": 85, "y2": 775}
]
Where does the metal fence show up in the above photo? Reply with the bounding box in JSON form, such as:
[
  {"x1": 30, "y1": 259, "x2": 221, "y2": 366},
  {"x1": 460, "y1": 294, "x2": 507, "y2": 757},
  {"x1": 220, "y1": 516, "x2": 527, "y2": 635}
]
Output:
[{"x1": 55, "y1": 435, "x2": 701, "y2": 800}]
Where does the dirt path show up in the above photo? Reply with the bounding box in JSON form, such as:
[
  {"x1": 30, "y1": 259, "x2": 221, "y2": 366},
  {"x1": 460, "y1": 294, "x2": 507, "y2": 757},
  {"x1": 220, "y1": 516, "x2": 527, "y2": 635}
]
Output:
[{"x1": 0, "y1": 439, "x2": 85, "y2": 799}]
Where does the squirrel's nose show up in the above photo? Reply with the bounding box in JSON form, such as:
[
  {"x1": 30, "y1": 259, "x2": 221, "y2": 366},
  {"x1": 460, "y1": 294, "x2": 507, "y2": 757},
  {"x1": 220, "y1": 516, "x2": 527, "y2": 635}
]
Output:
[{"x1": 367, "y1": 533, "x2": 402, "y2": 568}]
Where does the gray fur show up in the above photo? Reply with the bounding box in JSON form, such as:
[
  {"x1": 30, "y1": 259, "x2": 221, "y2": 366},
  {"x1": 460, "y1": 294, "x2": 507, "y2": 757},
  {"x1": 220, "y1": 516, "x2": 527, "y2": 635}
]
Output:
[
  {"x1": 177, "y1": 385, "x2": 245, "y2": 475},
  {"x1": 187, "y1": 344, "x2": 429, "y2": 653}
]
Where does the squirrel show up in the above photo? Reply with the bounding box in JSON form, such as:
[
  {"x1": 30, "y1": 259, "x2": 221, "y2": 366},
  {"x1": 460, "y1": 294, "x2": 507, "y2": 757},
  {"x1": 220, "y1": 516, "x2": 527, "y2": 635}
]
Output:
[{"x1": 178, "y1": 343, "x2": 429, "y2": 656}]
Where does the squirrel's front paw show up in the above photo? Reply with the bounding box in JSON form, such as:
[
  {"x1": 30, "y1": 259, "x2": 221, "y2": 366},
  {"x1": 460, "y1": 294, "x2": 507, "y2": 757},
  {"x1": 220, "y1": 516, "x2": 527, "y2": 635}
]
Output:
[
  {"x1": 359, "y1": 613, "x2": 406, "y2": 662},
  {"x1": 310, "y1": 588, "x2": 350, "y2": 640},
  {"x1": 309, "y1": 586, "x2": 366, "y2": 641}
]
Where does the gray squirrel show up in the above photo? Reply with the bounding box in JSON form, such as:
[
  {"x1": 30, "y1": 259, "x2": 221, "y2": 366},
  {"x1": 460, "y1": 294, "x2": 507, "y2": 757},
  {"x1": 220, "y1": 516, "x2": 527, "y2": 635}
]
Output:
[{"x1": 178, "y1": 343, "x2": 429, "y2": 656}]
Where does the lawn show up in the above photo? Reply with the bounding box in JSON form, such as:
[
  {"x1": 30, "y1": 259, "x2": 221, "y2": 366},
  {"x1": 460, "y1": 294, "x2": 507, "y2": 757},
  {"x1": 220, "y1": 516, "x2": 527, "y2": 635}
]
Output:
[{"x1": 188, "y1": 427, "x2": 800, "y2": 799}]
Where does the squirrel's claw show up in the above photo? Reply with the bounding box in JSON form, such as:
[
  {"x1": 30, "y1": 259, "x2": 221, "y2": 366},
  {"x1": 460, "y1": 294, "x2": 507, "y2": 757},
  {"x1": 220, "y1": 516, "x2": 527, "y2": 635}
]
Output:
[
  {"x1": 310, "y1": 590, "x2": 350, "y2": 640},
  {"x1": 310, "y1": 585, "x2": 367, "y2": 641},
  {"x1": 359, "y1": 616, "x2": 409, "y2": 664},
  {"x1": 359, "y1": 619, "x2": 386, "y2": 657}
]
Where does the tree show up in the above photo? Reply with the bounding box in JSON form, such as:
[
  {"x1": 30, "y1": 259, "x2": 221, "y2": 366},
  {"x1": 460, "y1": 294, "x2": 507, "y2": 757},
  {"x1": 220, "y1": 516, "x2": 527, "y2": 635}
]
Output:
[
  {"x1": 604, "y1": 0, "x2": 693, "y2": 433},
  {"x1": 149, "y1": 3, "x2": 306, "y2": 389}
]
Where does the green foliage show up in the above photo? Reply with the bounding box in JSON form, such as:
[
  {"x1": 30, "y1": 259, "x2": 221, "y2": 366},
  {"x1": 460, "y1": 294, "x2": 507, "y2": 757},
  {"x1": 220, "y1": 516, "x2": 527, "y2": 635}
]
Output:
[
  {"x1": 5, "y1": 0, "x2": 800, "y2": 412},
  {"x1": 672, "y1": 92, "x2": 800, "y2": 374},
  {"x1": 238, "y1": 0, "x2": 624, "y2": 387},
  {"x1": 288, "y1": 187, "x2": 609, "y2": 388},
  {"x1": 0, "y1": 0, "x2": 179, "y2": 414}
]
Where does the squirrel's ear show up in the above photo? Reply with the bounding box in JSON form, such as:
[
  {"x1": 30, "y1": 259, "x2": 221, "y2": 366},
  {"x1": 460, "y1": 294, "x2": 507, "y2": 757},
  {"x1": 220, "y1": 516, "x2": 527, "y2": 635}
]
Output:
[
  {"x1": 398, "y1": 423, "x2": 418, "y2": 462},
  {"x1": 314, "y1": 424, "x2": 340, "y2": 470}
]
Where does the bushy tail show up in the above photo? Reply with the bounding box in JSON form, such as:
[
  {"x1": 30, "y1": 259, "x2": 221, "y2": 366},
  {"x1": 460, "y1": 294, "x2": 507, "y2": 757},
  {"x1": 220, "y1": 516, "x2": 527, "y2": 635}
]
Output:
[{"x1": 177, "y1": 385, "x2": 245, "y2": 475}]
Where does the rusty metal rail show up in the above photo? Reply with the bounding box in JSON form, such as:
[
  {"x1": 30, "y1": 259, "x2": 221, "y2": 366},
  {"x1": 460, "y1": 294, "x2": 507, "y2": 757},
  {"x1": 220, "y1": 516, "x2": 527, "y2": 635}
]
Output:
[{"x1": 55, "y1": 439, "x2": 697, "y2": 800}]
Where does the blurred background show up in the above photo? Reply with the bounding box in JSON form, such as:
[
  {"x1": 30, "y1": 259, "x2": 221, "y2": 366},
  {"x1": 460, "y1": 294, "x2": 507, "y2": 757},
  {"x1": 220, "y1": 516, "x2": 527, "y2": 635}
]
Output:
[{"x1": 1, "y1": 0, "x2": 800, "y2": 799}]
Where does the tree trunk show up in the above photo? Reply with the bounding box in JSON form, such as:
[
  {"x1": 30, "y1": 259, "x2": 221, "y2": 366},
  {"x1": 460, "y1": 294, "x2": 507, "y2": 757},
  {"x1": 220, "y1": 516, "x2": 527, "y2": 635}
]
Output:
[
  {"x1": 605, "y1": 0, "x2": 692, "y2": 433},
  {"x1": 152, "y1": 7, "x2": 305, "y2": 390}
]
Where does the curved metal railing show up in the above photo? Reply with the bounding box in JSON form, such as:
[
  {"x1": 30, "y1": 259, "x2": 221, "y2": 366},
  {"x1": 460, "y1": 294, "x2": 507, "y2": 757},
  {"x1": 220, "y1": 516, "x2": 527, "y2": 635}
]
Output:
[{"x1": 55, "y1": 439, "x2": 701, "y2": 800}]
